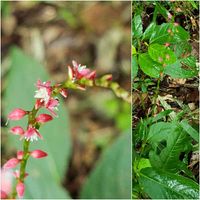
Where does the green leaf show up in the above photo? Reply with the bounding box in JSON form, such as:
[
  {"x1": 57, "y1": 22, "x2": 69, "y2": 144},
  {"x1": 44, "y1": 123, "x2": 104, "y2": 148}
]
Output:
[
  {"x1": 150, "y1": 23, "x2": 189, "y2": 44},
  {"x1": 180, "y1": 120, "x2": 199, "y2": 142},
  {"x1": 164, "y1": 60, "x2": 197, "y2": 78},
  {"x1": 181, "y1": 55, "x2": 197, "y2": 69},
  {"x1": 132, "y1": 55, "x2": 138, "y2": 80},
  {"x1": 137, "y1": 158, "x2": 151, "y2": 171},
  {"x1": 142, "y1": 22, "x2": 156, "y2": 40},
  {"x1": 174, "y1": 25, "x2": 190, "y2": 41},
  {"x1": 138, "y1": 53, "x2": 162, "y2": 78},
  {"x1": 132, "y1": 14, "x2": 143, "y2": 38},
  {"x1": 148, "y1": 43, "x2": 176, "y2": 65},
  {"x1": 174, "y1": 41, "x2": 192, "y2": 58},
  {"x1": 148, "y1": 122, "x2": 191, "y2": 173},
  {"x1": 139, "y1": 167, "x2": 199, "y2": 199},
  {"x1": 4, "y1": 47, "x2": 71, "y2": 198},
  {"x1": 132, "y1": 45, "x2": 136, "y2": 55},
  {"x1": 156, "y1": 3, "x2": 171, "y2": 20},
  {"x1": 150, "y1": 23, "x2": 173, "y2": 44},
  {"x1": 80, "y1": 132, "x2": 131, "y2": 199}
]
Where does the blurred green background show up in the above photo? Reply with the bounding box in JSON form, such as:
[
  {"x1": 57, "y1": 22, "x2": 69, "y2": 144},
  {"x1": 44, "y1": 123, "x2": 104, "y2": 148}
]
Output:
[{"x1": 1, "y1": 1, "x2": 131, "y2": 199}]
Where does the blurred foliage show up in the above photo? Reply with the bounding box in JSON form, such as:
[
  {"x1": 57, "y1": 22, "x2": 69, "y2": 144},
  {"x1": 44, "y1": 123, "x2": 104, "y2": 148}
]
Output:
[{"x1": 81, "y1": 132, "x2": 131, "y2": 199}]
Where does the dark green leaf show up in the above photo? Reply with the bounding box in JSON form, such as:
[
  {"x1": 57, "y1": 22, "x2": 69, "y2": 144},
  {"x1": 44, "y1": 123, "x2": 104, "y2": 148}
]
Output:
[{"x1": 139, "y1": 167, "x2": 199, "y2": 199}]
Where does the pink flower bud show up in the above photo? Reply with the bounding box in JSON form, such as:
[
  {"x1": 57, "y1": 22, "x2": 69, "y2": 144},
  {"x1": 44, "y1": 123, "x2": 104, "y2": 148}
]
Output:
[
  {"x1": 0, "y1": 190, "x2": 8, "y2": 199},
  {"x1": 17, "y1": 151, "x2": 24, "y2": 160},
  {"x1": 60, "y1": 89, "x2": 68, "y2": 98},
  {"x1": 16, "y1": 181, "x2": 25, "y2": 198},
  {"x1": 3, "y1": 158, "x2": 19, "y2": 169},
  {"x1": 35, "y1": 114, "x2": 53, "y2": 123},
  {"x1": 68, "y1": 65, "x2": 74, "y2": 80},
  {"x1": 30, "y1": 150, "x2": 48, "y2": 158},
  {"x1": 10, "y1": 126, "x2": 24, "y2": 135},
  {"x1": 8, "y1": 108, "x2": 27, "y2": 120}
]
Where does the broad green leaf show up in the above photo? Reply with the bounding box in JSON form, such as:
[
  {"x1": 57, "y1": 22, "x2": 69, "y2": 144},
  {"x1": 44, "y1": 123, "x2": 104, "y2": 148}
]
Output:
[
  {"x1": 80, "y1": 132, "x2": 131, "y2": 199},
  {"x1": 173, "y1": 25, "x2": 190, "y2": 41},
  {"x1": 147, "y1": 122, "x2": 175, "y2": 145},
  {"x1": 148, "y1": 43, "x2": 176, "y2": 65},
  {"x1": 180, "y1": 120, "x2": 199, "y2": 142},
  {"x1": 150, "y1": 23, "x2": 189, "y2": 44},
  {"x1": 181, "y1": 55, "x2": 197, "y2": 69},
  {"x1": 139, "y1": 167, "x2": 199, "y2": 199},
  {"x1": 142, "y1": 22, "x2": 156, "y2": 40},
  {"x1": 132, "y1": 14, "x2": 143, "y2": 38},
  {"x1": 132, "y1": 55, "x2": 138, "y2": 80},
  {"x1": 139, "y1": 53, "x2": 162, "y2": 78},
  {"x1": 150, "y1": 23, "x2": 173, "y2": 44},
  {"x1": 148, "y1": 122, "x2": 191, "y2": 173},
  {"x1": 3, "y1": 47, "x2": 71, "y2": 198},
  {"x1": 164, "y1": 60, "x2": 197, "y2": 78},
  {"x1": 174, "y1": 41, "x2": 192, "y2": 58}
]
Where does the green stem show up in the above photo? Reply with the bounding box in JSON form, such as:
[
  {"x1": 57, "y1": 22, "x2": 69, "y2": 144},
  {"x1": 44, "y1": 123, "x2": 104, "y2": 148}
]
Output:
[
  {"x1": 152, "y1": 78, "x2": 161, "y2": 115},
  {"x1": 12, "y1": 107, "x2": 38, "y2": 199}
]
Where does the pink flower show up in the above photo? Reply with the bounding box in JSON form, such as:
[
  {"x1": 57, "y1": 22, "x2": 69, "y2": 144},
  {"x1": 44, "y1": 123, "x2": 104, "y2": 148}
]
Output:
[
  {"x1": 60, "y1": 89, "x2": 68, "y2": 98},
  {"x1": 68, "y1": 60, "x2": 96, "y2": 81},
  {"x1": 10, "y1": 126, "x2": 24, "y2": 135},
  {"x1": 24, "y1": 125, "x2": 43, "y2": 142},
  {"x1": 34, "y1": 80, "x2": 52, "y2": 105},
  {"x1": 35, "y1": 99, "x2": 44, "y2": 110},
  {"x1": 45, "y1": 98, "x2": 59, "y2": 116},
  {"x1": 17, "y1": 151, "x2": 24, "y2": 160},
  {"x1": 13, "y1": 170, "x2": 28, "y2": 179},
  {"x1": 3, "y1": 158, "x2": 20, "y2": 169},
  {"x1": 30, "y1": 150, "x2": 48, "y2": 158},
  {"x1": 1, "y1": 169, "x2": 13, "y2": 199},
  {"x1": 16, "y1": 181, "x2": 25, "y2": 198},
  {"x1": 8, "y1": 108, "x2": 27, "y2": 121},
  {"x1": 36, "y1": 114, "x2": 53, "y2": 123},
  {"x1": 0, "y1": 190, "x2": 8, "y2": 199}
]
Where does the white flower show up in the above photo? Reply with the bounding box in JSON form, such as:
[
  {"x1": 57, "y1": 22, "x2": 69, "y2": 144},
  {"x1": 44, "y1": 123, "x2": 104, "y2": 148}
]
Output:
[{"x1": 34, "y1": 88, "x2": 50, "y2": 105}]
